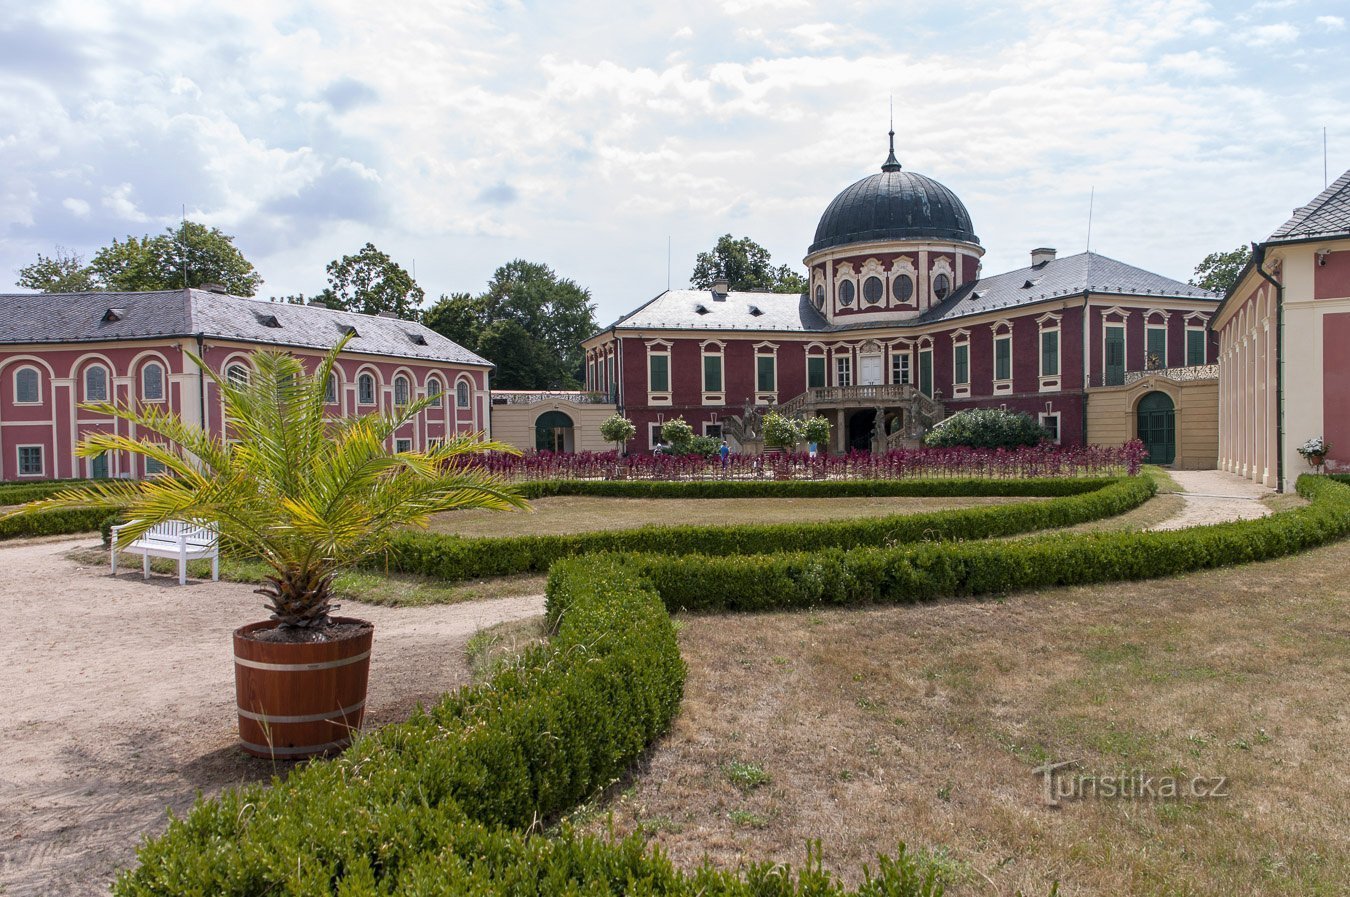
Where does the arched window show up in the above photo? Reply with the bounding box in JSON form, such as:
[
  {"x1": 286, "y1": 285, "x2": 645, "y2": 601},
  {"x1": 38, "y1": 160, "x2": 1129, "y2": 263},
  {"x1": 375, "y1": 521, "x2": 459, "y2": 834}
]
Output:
[
  {"x1": 863, "y1": 276, "x2": 884, "y2": 305},
  {"x1": 84, "y1": 366, "x2": 108, "y2": 402},
  {"x1": 933, "y1": 273, "x2": 951, "y2": 301},
  {"x1": 141, "y1": 362, "x2": 164, "y2": 401},
  {"x1": 426, "y1": 377, "x2": 443, "y2": 407},
  {"x1": 456, "y1": 380, "x2": 471, "y2": 408},
  {"x1": 14, "y1": 366, "x2": 41, "y2": 404},
  {"x1": 226, "y1": 364, "x2": 249, "y2": 386},
  {"x1": 838, "y1": 280, "x2": 855, "y2": 307},
  {"x1": 394, "y1": 375, "x2": 410, "y2": 405},
  {"x1": 894, "y1": 274, "x2": 914, "y2": 303},
  {"x1": 358, "y1": 373, "x2": 376, "y2": 405},
  {"x1": 325, "y1": 373, "x2": 338, "y2": 404},
  {"x1": 814, "y1": 284, "x2": 825, "y2": 310}
]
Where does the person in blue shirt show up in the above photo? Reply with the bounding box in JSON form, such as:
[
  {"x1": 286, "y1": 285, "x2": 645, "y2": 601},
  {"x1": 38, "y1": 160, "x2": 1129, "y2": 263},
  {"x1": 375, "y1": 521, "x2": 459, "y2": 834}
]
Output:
[{"x1": 719, "y1": 439, "x2": 730, "y2": 468}]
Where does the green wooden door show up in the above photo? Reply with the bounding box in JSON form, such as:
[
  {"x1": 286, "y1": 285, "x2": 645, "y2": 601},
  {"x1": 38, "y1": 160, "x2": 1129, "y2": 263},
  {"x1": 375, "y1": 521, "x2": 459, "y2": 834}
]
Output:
[
  {"x1": 1136, "y1": 391, "x2": 1176, "y2": 465},
  {"x1": 1105, "y1": 325, "x2": 1125, "y2": 385},
  {"x1": 919, "y1": 350, "x2": 933, "y2": 397},
  {"x1": 91, "y1": 452, "x2": 109, "y2": 479}
]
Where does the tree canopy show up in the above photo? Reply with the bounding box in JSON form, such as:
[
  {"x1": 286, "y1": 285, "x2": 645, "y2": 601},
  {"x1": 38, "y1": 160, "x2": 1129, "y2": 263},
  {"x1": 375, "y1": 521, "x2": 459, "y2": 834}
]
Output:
[
  {"x1": 16, "y1": 222, "x2": 262, "y2": 295},
  {"x1": 1189, "y1": 246, "x2": 1251, "y2": 295},
  {"x1": 315, "y1": 243, "x2": 425, "y2": 318},
  {"x1": 422, "y1": 260, "x2": 597, "y2": 390},
  {"x1": 690, "y1": 234, "x2": 807, "y2": 293}
]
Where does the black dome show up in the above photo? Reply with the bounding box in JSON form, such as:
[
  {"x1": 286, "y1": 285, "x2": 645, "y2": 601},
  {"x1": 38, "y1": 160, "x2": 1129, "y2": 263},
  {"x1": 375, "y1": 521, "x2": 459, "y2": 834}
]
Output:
[{"x1": 809, "y1": 164, "x2": 978, "y2": 254}]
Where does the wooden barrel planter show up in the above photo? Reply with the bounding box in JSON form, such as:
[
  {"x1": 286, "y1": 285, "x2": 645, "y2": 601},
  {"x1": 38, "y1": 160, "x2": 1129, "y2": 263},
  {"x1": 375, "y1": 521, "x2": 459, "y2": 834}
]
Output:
[{"x1": 233, "y1": 617, "x2": 374, "y2": 759}]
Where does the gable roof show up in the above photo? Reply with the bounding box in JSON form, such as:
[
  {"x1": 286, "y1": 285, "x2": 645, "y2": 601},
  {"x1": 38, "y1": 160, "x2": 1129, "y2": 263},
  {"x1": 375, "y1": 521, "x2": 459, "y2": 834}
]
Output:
[
  {"x1": 0, "y1": 289, "x2": 492, "y2": 367},
  {"x1": 597, "y1": 251, "x2": 1216, "y2": 337},
  {"x1": 1268, "y1": 169, "x2": 1350, "y2": 243}
]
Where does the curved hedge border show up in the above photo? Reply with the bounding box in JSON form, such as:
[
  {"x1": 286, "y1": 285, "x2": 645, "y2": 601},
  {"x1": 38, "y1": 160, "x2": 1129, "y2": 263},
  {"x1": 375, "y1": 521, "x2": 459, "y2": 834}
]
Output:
[
  {"x1": 0, "y1": 477, "x2": 94, "y2": 505},
  {"x1": 387, "y1": 476, "x2": 1153, "y2": 582},
  {"x1": 515, "y1": 476, "x2": 1114, "y2": 499},
  {"x1": 626, "y1": 474, "x2": 1350, "y2": 613}
]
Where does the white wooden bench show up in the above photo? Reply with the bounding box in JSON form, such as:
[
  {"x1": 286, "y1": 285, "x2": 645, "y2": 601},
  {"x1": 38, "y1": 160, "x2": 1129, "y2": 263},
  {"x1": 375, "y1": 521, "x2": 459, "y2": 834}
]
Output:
[{"x1": 110, "y1": 520, "x2": 220, "y2": 585}]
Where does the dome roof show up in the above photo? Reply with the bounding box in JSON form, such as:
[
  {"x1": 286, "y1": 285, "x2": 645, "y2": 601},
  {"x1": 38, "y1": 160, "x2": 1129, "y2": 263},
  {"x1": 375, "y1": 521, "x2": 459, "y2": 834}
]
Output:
[{"x1": 809, "y1": 136, "x2": 978, "y2": 253}]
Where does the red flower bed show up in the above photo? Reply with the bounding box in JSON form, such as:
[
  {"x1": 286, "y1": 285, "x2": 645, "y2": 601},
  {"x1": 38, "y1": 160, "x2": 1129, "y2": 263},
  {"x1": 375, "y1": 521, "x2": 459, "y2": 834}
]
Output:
[{"x1": 469, "y1": 441, "x2": 1147, "y2": 481}]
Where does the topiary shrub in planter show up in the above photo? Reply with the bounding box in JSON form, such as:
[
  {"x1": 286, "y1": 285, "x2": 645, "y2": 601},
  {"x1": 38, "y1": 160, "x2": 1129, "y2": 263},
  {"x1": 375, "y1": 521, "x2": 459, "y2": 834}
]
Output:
[
  {"x1": 598, "y1": 413, "x2": 637, "y2": 456},
  {"x1": 762, "y1": 411, "x2": 803, "y2": 452},
  {"x1": 659, "y1": 416, "x2": 695, "y2": 454},
  {"x1": 924, "y1": 407, "x2": 1049, "y2": 449}
]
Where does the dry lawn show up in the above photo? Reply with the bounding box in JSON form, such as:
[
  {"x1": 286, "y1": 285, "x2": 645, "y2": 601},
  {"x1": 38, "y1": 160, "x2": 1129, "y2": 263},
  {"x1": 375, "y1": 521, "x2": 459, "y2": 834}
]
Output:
[
  {"x1": 427, "y1": 495, "x2": 1043, "y2": 537},
  {"x1": 581, "y1": 542, "x2": 1350, "y2": 896}
]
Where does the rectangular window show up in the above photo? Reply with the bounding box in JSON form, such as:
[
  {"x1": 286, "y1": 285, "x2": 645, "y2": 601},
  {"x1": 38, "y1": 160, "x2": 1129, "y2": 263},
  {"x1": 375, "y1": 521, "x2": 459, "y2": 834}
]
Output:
[
  {"x1": 994, "y1": 337, "x2": 1011, "y2": 381},
  {"x1": 1040, "y1": 330, "x2": 1060, "y2": 377},
  {"x1": 756, "y1": 355, "x2": 776, "y2": 393},
  {"x1": 1186, "y1": 329, "x2": 1206, "y2": 366},
  {"x1": 953, "y1": 344, "x2": 970, "y2": 385},
  {"x1": 145, "y1": 456, "x2": 166, "y2": 476},
  {"x1": 1146, "y1": 327, "x2": 1167, "y2": 369},
  {"x1": 648, "y1": 353, "x2": 669, "y2": 392},
  {"x1": 395, "y1": 438, "x2": 413, "y2": 453},
  {"x1": 807, "y1": 356, "x2": 826, "y2": 389},
  {"x1": 918, "y1": 350, "x2": 933, "y2": 397},
  {"x1": 17, "y1": 445, "x2": 43, "y2": 477},
  {"x1": 703, "y1": 422, "x2": 723, "y2": 438},
  {"x1": 1040, "y1": 413, "x2": 1061, "y2": 444},
  {"x1": 891, "y1": 352, "x2": 911, "y2": 385},
  {"x1": 1104, "y1": 325, "x2": 1125, "y2": 385},
  {"x1": 703, "y1": 354, "x2": 723, "y2": 392},
  {"x1": 836, "y1": 356, "x2": 852, "y2": 387}
]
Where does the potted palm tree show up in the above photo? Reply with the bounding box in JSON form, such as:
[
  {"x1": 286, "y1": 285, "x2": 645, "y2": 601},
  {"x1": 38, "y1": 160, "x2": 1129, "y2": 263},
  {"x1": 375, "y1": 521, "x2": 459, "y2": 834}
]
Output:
[{"x1": 2, "y1": 337, "x2": 525, "y2": 758}]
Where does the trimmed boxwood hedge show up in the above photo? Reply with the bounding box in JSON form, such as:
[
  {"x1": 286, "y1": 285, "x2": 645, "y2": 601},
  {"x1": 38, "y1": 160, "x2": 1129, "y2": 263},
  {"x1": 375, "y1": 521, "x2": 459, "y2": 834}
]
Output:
[
  {"x1": 387, "y1": 476, "x2": 1154, "y2": 582},
  {"x1": 0, "y1": 507, "x2": 110, "y2": 541},
  {"x1": 515, "y1": 476, "x2": 1112, "y2": 499},
  {"x1": 0, "y1": 478, "x2": 95, "y2": 505},
  {"x1": 624, "y1": 474, "x2": 1350, "y2": 613}
]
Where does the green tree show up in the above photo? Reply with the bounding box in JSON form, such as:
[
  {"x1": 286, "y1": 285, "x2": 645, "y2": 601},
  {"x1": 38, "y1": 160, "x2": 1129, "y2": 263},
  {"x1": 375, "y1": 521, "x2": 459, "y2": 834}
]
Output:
[
  {"x1": 762, "y1": 411, "x2": 803, "y2": 450},
  {"x1": 659, "y1": 417, "x2": 695, "y2": 452},
  {"x1": 2, "y1": 336, "x2": 524, "y2": 630},
  {"x1": 690, "y1": 235, "x2": 808, "y2": 293},
  {"x1": 422, "y1": 260, "x2": 598, "y2": 389},
  {"x1": 1189, "y1": 246, "x2": 1251, "y2": 295},
  {"x1": 88, "y1": 221, "x2": 263, "y2": 295},
  {"x1": 15, "y1": 246, "x2": 99, "y2": 292},
  {"x1": 318, "y1": 243, "x2": 424, "y2": 318},
  {"x1": 599, "y1": 413, "x2": 637, "y2": 454}
]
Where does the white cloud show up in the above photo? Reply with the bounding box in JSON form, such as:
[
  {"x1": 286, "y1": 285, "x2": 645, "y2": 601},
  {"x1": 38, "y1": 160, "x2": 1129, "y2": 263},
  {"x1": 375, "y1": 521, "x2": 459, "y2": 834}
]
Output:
[
  {"x1": 101, "y1": 183, "x2": 150, "y2": 223},
  {"x1": 62, "y1": 197, "x2": 90, "y2": 217},
  {"x1": 1242, "y1": 22, "x2": 1300, "y2": 46},
  {"x1": 1157, "y1": 49, "x2": 1235, "y2": 78},
  {"x1": 1316, "y1": 14, "x2": 1345, "y2": 30}
]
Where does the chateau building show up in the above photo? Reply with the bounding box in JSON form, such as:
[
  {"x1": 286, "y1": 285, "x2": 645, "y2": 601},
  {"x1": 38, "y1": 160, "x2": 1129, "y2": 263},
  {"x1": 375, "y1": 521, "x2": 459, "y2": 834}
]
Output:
[
  {"x1": 1215, "y1": 168, "x2": 1350, "y2": 490},
  {"x1": 0, "y1": 288, "x2": 492, "y2": 481},
  {"x1": 583, "y1": 133, "x2": 1222, "y2": 455}
]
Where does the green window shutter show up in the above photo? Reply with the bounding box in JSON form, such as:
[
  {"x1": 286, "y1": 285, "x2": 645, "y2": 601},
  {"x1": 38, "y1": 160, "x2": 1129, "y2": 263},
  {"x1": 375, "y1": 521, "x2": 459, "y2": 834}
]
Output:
[
  {"x1": 1105, "y1": 326, "x2": 1125, "y2": 385},
  {"x1": 757, "y1": 356, "x2": 775, "y2": 392},
  {"x1": 954, "y1": 344, "x2": 969, "y2": 384},
  {"x1": 995, "y1": 338, "x2": 1010, "y2": 381},
  {"x1": 807, "y1": 356, "x2": 825, "y2": 388},
  {"x1": 703, "y1": 354, "x2": 722, "y2": 392},
  {"x1": 1187, "y1": 329, "x2": 1206, "y2": 366},
  {"x1": 649, "y1": 354, "x2": 669, "y2": 392},
  {"x1": 1041, "y1": 331, "x2": 1059, "y2": 376},
  {"x1": 1147, "y1": 327, "x2": 1167, "y2": 368},
  {"x1": 919, "y1": 350, "x2": 933, "y2": 397}
]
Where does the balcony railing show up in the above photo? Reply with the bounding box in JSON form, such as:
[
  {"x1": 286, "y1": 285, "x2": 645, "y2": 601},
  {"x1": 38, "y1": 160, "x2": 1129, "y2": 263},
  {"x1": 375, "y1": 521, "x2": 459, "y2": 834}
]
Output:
[
  {"x1": 1122, "y1": 364, "x2": 1219, "y2": 385},
  {"x1": 491, "y1": 390, "x2": 614, "y2": 405}
]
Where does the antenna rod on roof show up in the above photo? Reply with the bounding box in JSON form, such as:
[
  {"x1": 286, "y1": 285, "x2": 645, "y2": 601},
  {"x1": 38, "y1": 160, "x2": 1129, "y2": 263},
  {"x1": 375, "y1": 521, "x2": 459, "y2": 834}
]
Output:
[
  {"x1": 667, "y1": 235, "x2": 671, "y2": 291},
  {"x1": 1085, "y1": 187, "x2": 1095, "y2": 254},
  {"x1": 1325, "y1": 126, "x2": 1329, "y2": 188},
  {"x1": 181, "y1": 203, "x2": 188, "y2": 289}
]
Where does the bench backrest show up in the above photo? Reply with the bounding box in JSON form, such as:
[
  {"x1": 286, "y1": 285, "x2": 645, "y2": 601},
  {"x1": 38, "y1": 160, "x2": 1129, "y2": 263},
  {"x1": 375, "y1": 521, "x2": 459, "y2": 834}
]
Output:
[{"x1": 144, "y1": 519, "x2": 218, "y2": 547}]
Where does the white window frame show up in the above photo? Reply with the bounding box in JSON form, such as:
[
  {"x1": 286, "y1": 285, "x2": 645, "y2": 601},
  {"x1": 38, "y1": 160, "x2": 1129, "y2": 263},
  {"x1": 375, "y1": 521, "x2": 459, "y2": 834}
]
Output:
[
  {"x1": 1039, "y1": 412, "x2": 1062, "y2": 445},
  {"x1": 141, "y1": 362, "x2": 165, "y2": 403},
  {"x1": 393, "y1": 375, "x2": 411, "y2": 406},
  {"x1": 835, "y1": 354, "x2": 852, "y2": 387},
  {"x1": 1101, "y1": 314, "x2": 1129, "y2": 386},
  {"x1": 646, "y1": 340, "x2": 672, "y2": 406},
  {"x1": 16, "y1": 444, "x2": 44, "y2": 477},
  {"x1": 144, "y1": 454, "x2": 167, "y2": 477},
  {"x1": 991, "y1": 321, "x2": 1014, "y2": 395},
  {"x1": 455, "y1": 378, "x2": 471, "y2": 409},
  {"x1": 13, "y1": 366, "x2": 42, "y2": 405},
  {"x1": 951, "y1": 329, "x2": 971, "y2": 398},
  {"x1": 702, "y1": 421, "x2": 723, "y2": 438},
  {"x1": 1037, "y1": 313, "x2": 1062, "y2": 393},
  {"x1": 358, "y1": 373, "x2": 377, "y2": 405},
  {"x1": 394, "y1": 437, "x2": 413, "y2": 454},
  {"x1": 701, "y1": 341, "x2": 725, "y2": 406},
  {"x1": 325, "y1": 373, "x2": 339, "y2": 405},
  {"x1": 806, "y1": 353, "x2": 828, "y2": 390},
  {"x1": 425, "y1": 376, "x2": 443, "y2": 407},
  {"x1": 1185, "y1": 323, "x2": 1207, "y2": 367},
  {"x1": 890, "y1": 350, "x2": 911, "y2": 385},
  {"x1": 648, "y1": 421, "x2": 665, "y2": 452},
  {"x1": 83, "y1": 365, "x2": 109, "y2": 403},
  {"x1": 754, "y1": 343, "x2": 778, "y2": 404},
  {"x1": 226, "y1": 363, "x2": 250, "y2": 387},
  {"x1": 918, "y1": 345, "x2": 934, "y2": 397}
]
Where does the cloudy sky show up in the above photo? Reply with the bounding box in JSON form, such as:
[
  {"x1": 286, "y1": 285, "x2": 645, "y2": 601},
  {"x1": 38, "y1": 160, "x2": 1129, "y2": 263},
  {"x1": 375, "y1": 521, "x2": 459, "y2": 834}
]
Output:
[{"x1": 2, "y1": 0, "x2": 1347, "y2": 323}]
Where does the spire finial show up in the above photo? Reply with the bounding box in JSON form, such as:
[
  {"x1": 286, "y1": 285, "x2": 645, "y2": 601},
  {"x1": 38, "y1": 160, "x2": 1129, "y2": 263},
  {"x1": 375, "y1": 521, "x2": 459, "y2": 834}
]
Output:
[{"x1": 882, "y1": 99, "x2": 901, "y2": 172}]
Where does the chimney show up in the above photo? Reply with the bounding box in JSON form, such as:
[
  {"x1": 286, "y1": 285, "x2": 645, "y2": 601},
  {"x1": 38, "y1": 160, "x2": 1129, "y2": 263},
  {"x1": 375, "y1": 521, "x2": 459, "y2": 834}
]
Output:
[
  {"x1": 200, "y1": 282, "x2": 229, "y2": 294},
  {"x1": 377, "y1": 310, "x2": 401, "y2": 318},
  {"x1": 1030, "y1": 248, "x2": 1056, "y2": 268},
  {"x1": 711, "y1": 277, "x2": 730, "y2": 299}
]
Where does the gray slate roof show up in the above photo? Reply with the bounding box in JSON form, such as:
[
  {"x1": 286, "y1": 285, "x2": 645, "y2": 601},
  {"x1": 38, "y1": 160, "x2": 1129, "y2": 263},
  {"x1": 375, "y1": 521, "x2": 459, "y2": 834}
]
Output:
[
  {"x1": 1268, "y1": 169, "x2": 1350, "y2": 242},
  {"x1": 603, "y1": 251, "x2": 1217, "y2": 335},
  {"x1": 0, "y1": 289, "x2": 492, "y2": 366}
]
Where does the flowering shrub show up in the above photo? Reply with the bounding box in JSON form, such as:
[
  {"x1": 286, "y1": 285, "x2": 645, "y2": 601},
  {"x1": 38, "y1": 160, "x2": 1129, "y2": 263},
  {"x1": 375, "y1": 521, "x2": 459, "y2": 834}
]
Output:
[
  {"x1": 468, "y1": 441, "x2": 1149, "y2": 481},
  {"x1": 1298, "y1": 436, "x2": 1330, "y2": 458}
]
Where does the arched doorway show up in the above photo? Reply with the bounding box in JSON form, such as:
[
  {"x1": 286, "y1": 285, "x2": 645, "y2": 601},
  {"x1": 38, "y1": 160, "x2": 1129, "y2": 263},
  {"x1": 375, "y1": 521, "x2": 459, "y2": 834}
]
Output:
[
  {"x1": 846, "y1": 409, "x2": 886, "y2": 452},
  {"x1": 1136, "y1": 391, "x2": 1176, "y2": 465},
  {"x1": 534, "y1": 410, "x2": 575, "y2": 453}
]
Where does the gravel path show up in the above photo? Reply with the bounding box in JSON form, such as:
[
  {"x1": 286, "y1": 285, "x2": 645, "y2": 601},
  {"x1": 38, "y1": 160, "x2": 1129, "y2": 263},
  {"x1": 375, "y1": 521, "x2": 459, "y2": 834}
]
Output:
[
  {"x1": 0, "y1": 537, "x2": 545, "y2": 897},
  {"x1": 1148, "y1": 469, "x2": 1275, "y2": 531}
]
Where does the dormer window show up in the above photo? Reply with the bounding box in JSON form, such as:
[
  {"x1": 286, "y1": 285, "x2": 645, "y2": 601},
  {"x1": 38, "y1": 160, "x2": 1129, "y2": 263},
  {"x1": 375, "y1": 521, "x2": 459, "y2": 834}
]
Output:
[
  {"x1": 748, "y1": 305, "x2": 764, "y2": 317},
  {"x1": 1022, "y1": 278, "x2": 1040, "y2": 289},
  {"x1": 255, "y1": 313, "x2": 282, "y2": 328},
  {"x1": 409, "y1": 332, "x2": 428, "y2": 345},
  {"x1": 340, "y1": 324, "x2": 359, "y2": 337},
  {"x1": 695, "y1": 304, "x2": 710, "y2": 315},
  {"x1": 103, "y1": 308, "x2": 126, "y2": 323}
]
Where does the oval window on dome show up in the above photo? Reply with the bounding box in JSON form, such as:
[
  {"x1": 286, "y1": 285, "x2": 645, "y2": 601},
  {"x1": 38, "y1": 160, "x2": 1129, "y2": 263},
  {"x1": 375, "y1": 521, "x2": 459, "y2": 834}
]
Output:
[
  {"x1": 894, "y1": 274, "x2": 914, "y2": 303},
  {"x1": 814, "y1": 284, "x2": 825, "y2": 310},
  {"x1": 838, "y1": 280, "x2": 855, "y2": 307},
  {"x1": 863, "y1": 276, "x2": 884, "y2": 305},
  {"x1": 933, "y1": 273, "x2": 951, "y2": 301}
]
